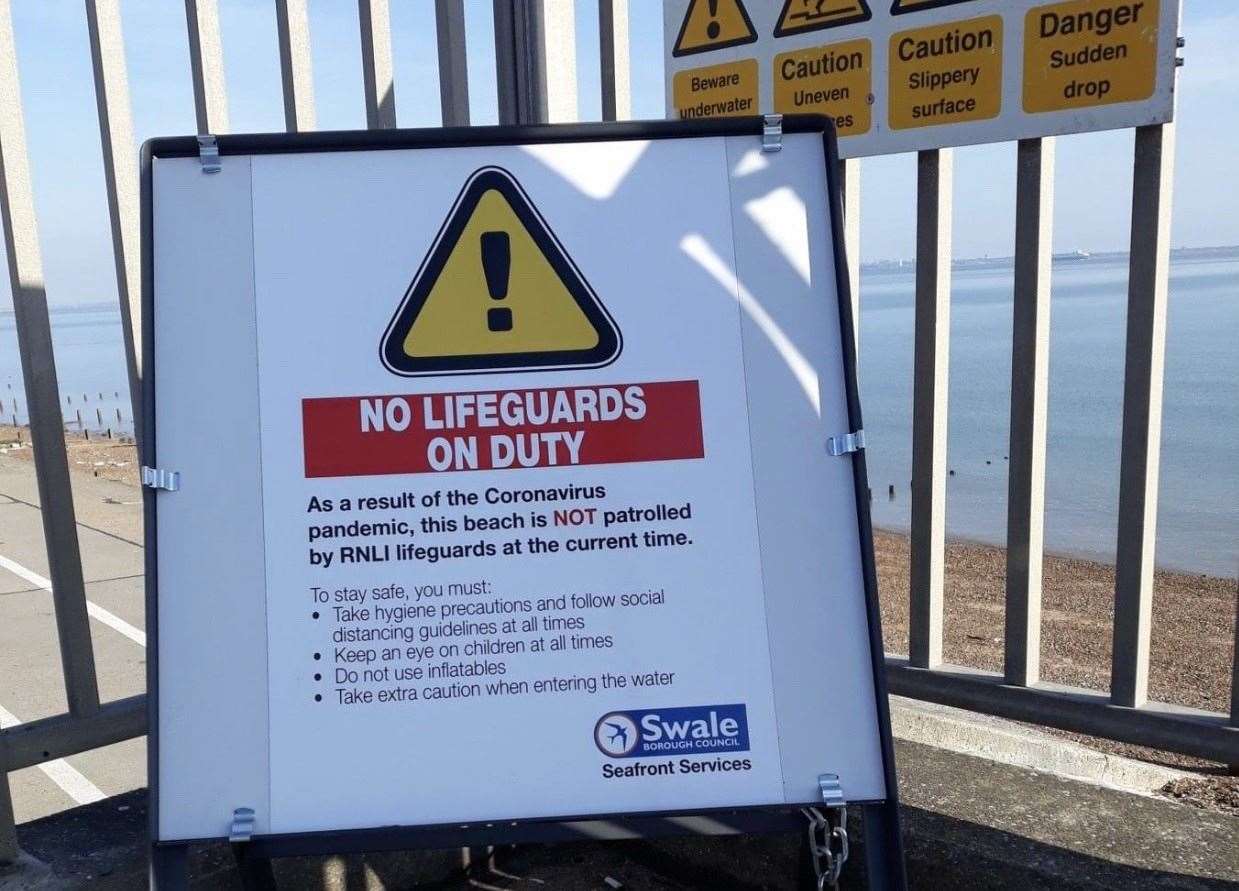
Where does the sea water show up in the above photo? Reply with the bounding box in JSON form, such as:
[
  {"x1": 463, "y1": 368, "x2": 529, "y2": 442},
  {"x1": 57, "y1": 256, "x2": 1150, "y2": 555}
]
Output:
[
  {"x1": 860, "y1": 251, "x2": 1238, "y2": 578},
  {"x1": 1, "y1": 254, "x2": 1236, "y2": 576}
]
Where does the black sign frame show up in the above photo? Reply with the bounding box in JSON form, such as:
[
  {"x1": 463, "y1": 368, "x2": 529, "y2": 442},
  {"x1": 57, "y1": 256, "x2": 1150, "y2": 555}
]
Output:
[{"x1": 141, "y1": 115, "x2": 906, "y2": 890}]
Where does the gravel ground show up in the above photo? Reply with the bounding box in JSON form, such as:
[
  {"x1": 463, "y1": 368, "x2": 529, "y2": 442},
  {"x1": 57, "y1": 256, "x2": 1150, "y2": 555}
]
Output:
[
  {"x1": 873, "y1": 527, "x2": 1239, "y2": 812},
  {"x1": 0, "y1": 425, "x2": 138, "y2": 485}
]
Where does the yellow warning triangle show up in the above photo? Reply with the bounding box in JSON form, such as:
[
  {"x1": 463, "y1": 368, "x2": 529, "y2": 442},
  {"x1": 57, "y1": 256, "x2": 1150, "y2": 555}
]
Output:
[
  {"x1": 672, "y1": 0, "x2": 757, "y2": 58},
  {"x1": 774, "y1": 0, "x2": 871, "y2": 38},
  {"x1": 381, "y1": 167, "x2": 621, "y2": 377},
  {"x1": 890, "y1": 0, "x2": 977, "y2": 14}
]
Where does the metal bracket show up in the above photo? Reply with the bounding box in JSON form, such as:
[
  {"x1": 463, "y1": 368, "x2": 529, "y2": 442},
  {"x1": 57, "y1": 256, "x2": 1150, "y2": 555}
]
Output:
[
  {"x1": 198, "y1": 134, "x2": 221, "y2": 174},
  {"x1": 801, "y1": 774, "x2": 849, "y2": 889},
  {"x1": 826, "y1": 429, "x2": 865, "y2": 457},
  {"x1": 818, "y1": 773, "x2": 845, "y2": 808},
  {"x1": 762, "y1": 114, "x2": 783, "y2": 153},
  {"x1": 140, "y1": 466, "x2": 181, "y2": 492},
  {"x1": 229, "y1": 807, "x2": 256, "y2": 843}
]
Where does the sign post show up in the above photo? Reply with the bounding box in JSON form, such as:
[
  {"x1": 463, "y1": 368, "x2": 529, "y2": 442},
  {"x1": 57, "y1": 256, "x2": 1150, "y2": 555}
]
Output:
[
  {"x1": 664, "y1": 0, "x2": 1183, "y2": 154},
  {"x1": 142, "y1": 117, "x2": 904, "y2": 888}
]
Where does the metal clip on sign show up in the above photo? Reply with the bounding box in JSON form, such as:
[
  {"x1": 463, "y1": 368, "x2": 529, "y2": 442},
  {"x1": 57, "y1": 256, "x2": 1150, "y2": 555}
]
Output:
[
  {"x1": 801, "y1": 774, "x2": 849, "y2": 889},
  {"x1": 197, "y1": 134, "x2": 221, "y2": 174},
  {"x1": 229, "y1": 807, "x2": 256, "y2": 843},
  {"x1": 826, "y1": 429, "x2": 865, "y2": 457},
  {"x1": 141, "y1": 466, "x2": 181, "y2": 492},
  {"x1": 762, "y1": 114, "x2": 783, "y2": 153}
]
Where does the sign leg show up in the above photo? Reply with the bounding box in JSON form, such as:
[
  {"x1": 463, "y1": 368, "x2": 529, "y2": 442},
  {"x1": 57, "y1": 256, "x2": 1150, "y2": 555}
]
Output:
[
  {"x1": 863, "y1": 801, "x2": 907, "y2": 891},
  {"x1": 232, "y1": 841, "x2": 277, "y2": 890},
  {"x1": 149, "y1": 843, "x2": 188, "y2": 891}
]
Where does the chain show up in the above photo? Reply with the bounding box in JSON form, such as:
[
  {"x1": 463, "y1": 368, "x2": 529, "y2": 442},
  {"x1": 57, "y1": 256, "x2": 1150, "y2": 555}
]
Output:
[{"x1": 801, "y1": 805, "x2": 849, "y2": 890}]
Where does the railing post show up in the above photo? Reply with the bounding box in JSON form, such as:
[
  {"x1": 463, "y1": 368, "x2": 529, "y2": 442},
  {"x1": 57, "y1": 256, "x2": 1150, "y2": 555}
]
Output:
[
  {"x1": 0, "y1": 770, "x2": 14, "y2": 865},
  {"x1": 84, "y1": 0, "x2": 142, "y2": 447},
  {"x1": 0, "y1": 0, "x2": 100, "y2": 717},
  {"x1": 1111, "y1": 123, "x2": 1175, "y2": 709},
  {"x1": 838, "y1": 157, "x2": 861, "y2": 356},
  {"x1": 495, "y1": 0, "x2": 576, "y2": 126},
  {"x1": 909, "y1": 148, "x2": 952, "y2": 670},
  {"x1": 275, "y1": 0, "x2": 316, "y2": 132},
  {"x1": 599, "y1": 0, "x2": 630, "y2": 122},
  {"x1": 184, "y1": 0, "x2": 229, "y2": 134},
  {"x1": 539, "y1": 0, "x2": 577, "y2": 123},
  {"x1": 435, "y1": 0, "x2": 470, "y2": 127},
  {"x1": 1004, "y1": 137, "x2": 1054, "y2": 687},
  {"x1": 358, "y1": 0, "x2": 396, "y2": 128},
  {"x1": 1231, "y1": 576, "x2": 1238, "y2": 734}
]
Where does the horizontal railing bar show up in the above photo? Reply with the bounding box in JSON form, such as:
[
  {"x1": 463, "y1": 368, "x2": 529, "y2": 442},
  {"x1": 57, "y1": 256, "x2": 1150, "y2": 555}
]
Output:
[
  {"x1": 887, "y1": 658, "x2": 1239, "y2": 764},
  {"x1": 1, "y1": 696, "x2": 146, "y2": 772}
]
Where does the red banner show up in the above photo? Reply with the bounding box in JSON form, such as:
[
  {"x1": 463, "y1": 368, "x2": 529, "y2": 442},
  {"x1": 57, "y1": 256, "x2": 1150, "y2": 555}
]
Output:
[{"x1": 302, "y1": 380, "x2": 704, "y2": 478}]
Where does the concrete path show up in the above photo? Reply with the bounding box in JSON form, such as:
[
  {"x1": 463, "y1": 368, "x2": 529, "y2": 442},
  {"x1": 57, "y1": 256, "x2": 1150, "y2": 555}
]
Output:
[{"x1": 0, "y1": 456, "x2": 146, "y2": 825}]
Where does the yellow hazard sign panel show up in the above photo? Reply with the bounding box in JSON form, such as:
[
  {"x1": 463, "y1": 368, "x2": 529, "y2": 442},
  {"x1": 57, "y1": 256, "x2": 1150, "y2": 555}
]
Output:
[
  {"x1": 775, "y1": 0, "x2": 871, "y2": 38},
  {"x1": 381, "y1": 167, "x2": 621, "y2": 376},
  {"x1": 888, "y1": 14, "x2": 1003, "y2": 130},
  {"x1": 1023, "y1": 0, "x2": 1160, "y2": 114},
  {"x1": 672, "y1": 0, "x2": 758, "y2": 58},
  {"x1": 890, "y1": 0, "x2": 980, "y2": 14},
  {"x1": 673, "y1": 59, "x2": 759, "y2": 120},
  {"x1": 774, "y1": 39, "x2": 873, "y2": 136}
]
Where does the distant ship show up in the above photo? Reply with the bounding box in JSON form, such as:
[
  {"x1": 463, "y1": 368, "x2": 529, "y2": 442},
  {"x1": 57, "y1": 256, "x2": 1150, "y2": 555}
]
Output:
[{"x1": 1053, "y1": 250, "x2": 1092, "y2": 262}]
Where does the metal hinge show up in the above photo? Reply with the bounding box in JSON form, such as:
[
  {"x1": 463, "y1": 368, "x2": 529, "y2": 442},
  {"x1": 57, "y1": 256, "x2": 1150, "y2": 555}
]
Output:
[
  {"x1": 762, "y1": 114, "x2": 783, "y2": 153},
  {"x1": 229, "y1": 807, "x2": 256, "y2": 843},
  {"x1": 140, "y1": 466, "x2": 181, "y2": 492},
  {"x1": 826, "y1": 429, "x2": 865, "y2": 457},
  {"x1": 801, "y1": 773, "x2": 849, "y2": 889},
  {"x1": 818, "y1": 773, "x2": 845, "y2": 808},
  {"x1": 198, "y1": 134, "x2": 221, "y2": 174}
]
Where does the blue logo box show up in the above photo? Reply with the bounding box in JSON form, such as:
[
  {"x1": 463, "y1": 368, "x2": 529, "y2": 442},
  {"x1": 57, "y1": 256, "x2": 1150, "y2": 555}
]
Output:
[{"x1": 594, "y1": 704, "x2": 750, "y2": 758}]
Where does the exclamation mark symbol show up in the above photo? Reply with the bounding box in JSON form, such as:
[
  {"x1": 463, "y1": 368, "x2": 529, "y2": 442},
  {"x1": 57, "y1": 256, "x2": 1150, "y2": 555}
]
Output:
[
  {"x1": 706, "y1": 0, "x2": 720, "y2": 39},
  {"x1": 482, "y1": 231, "x2": 512, "y2": 332}
]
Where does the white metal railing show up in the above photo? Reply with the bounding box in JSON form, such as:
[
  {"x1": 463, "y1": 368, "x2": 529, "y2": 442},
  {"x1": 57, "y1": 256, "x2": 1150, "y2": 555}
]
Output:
[{"x1": 0, "y1": 0, "x2": 1235, "y2": 864}]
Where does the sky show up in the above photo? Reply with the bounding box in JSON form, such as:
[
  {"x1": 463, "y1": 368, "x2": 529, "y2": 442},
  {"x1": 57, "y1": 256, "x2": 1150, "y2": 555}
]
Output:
[{"x1": 1, "y1": 0, "x2": 1237, "y2": 308}]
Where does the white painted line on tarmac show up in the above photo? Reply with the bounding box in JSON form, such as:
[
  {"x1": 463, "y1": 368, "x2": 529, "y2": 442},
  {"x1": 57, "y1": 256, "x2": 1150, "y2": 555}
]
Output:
[
  {"x1": 0, "y1": 553, "x2": 146, "y2": 647},
  {"x1": 0, "y1": 703, "x2": 106, "y2": 806}
]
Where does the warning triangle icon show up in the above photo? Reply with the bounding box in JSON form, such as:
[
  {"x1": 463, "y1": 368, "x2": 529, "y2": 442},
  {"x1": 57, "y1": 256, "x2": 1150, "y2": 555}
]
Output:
[
  {"x1": 890, "y1": 0, "x2": 976, "y2": 14},
  {"x1": 672, "y1": 0, "x2": 758, "y2": 58},
  {"x1": 774, "y1": 0, "x2": 871, "y2": 37},
  {"x1": 381, "y1": 167, "x2": 621, "y2": 377}
]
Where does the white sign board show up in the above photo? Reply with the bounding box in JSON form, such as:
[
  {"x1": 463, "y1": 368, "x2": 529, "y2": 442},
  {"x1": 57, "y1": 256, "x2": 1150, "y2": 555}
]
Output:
[
  {"x1": 663, "y1": 0, "x2": 1182, "y2": 158},
  {"x1": 146, "y1": 123, "x2": 889, "y2": 843}
]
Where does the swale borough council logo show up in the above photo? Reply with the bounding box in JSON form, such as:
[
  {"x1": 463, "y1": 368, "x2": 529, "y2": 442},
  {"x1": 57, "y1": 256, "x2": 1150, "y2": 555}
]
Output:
[
  {"x1": 593, "y1": 704, "x2": 750, "y2": 759},
  {"x1": 594, "y1": 712, "x2": 639, "y2": 757}
]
